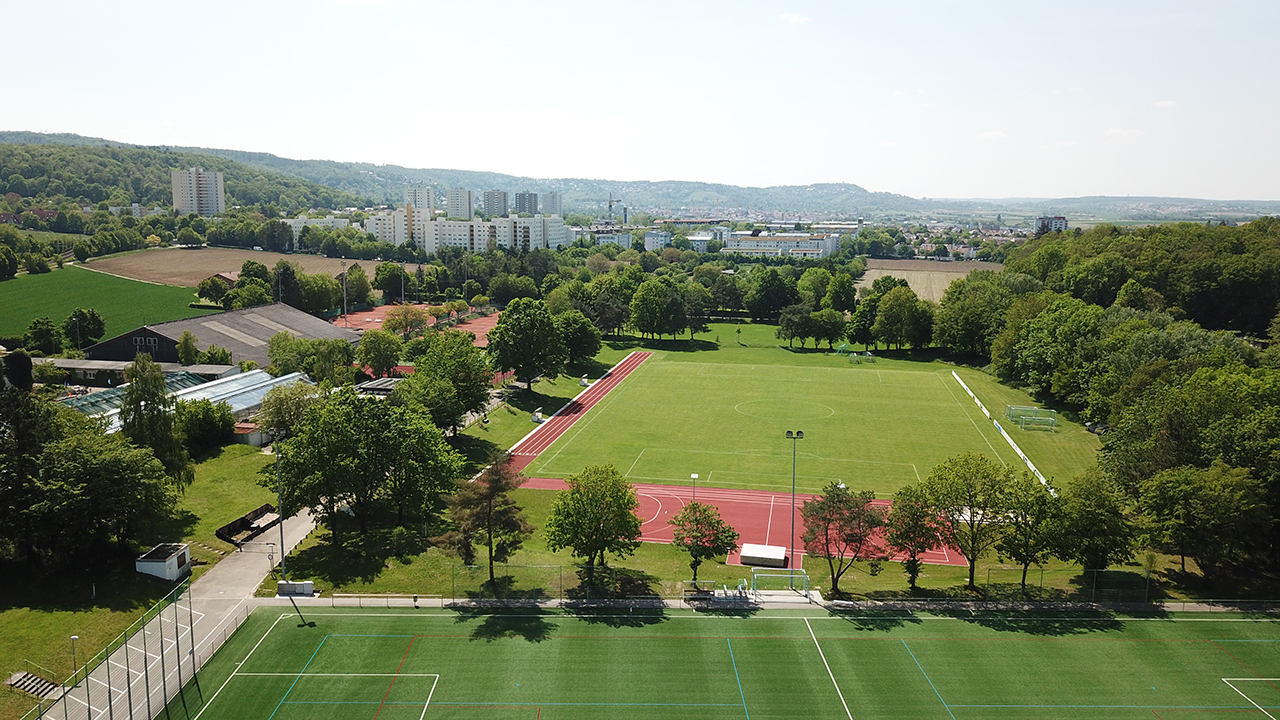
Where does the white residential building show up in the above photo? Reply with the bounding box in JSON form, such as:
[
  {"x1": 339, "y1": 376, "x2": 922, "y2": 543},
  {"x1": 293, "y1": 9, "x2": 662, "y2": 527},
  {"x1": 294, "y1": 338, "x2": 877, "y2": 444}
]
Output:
[
  {"x1": 405, "y1": 186, "x2": 434, "y2": 211},
  {"x1": 514, "y1": 191, "x2": 538, "y2": 215},
  {"x1": 686, "y1": 233, "x2": 712, "y2": 253},
  {"x1": 483, "y1": 190, "x2": 509, "y2": 217},
  {"x1": 417, "y1": 215, "x2": 569, "y2": 254},
  {"x1": 711, "y1": 226, "x2": 732, "y2": 244},
  {"x1": 1034, "y1": 216, "x2": 1068, "y2": 234},
  {"x1": 541, "y1": 191, "x2": 563, "y2": 217},
  {"x1": 446, "y1": 188, "x2": 473, "y2": 220},
  {"x1": 171, "y1": 168, "x2": 225, "y2": 217},
  {"x1": 595, "y1": 232, "x2": 633, "y2": 247},
  {"x1": 723, "y1": 233, "x2": 838, "y2": 258},
  {"x1": 364, "y1": 209, "x2": 410, "y2": 245},
  {"x1": 281, "y1": 215, "x2": 351, "y2": 239},
  {"x1": 644, "y1": 231, "x2": 672, "y2": 252}
]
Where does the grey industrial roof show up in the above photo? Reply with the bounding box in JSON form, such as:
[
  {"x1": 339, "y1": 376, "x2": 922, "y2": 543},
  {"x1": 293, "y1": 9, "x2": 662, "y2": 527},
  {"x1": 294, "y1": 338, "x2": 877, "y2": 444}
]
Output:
[
  {"x1": 89, "y1": 303, "x2": 361, "y2": 368},
  {"x1": 38, "y1": 358, "x2": 237, "y2": 377}
]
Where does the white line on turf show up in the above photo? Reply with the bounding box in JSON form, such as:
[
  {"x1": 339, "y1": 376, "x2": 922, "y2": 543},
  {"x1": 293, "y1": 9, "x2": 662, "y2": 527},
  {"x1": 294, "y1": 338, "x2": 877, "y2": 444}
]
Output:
[
  {"x1": 805, "y1": 618, "x2": 854, "y2": 720},
  {"x1": 235, "y1": 673, "x2": 440, "y2": 677},
  {"x1": 191, "y1": 613, "x2": 291, "y2": 720},
  {"x1": 419, "y1": 675, "x2": 440, "y2": 720},
  {"x1": 625, "y1": 448, "x2": 646, "y2": 477},
  {"x1": 937, "y1": 373, "x2": 1006, "y2": 461},
  {"x1": 1223, "y1": 679, "x2": 1277, "y2": 719}
]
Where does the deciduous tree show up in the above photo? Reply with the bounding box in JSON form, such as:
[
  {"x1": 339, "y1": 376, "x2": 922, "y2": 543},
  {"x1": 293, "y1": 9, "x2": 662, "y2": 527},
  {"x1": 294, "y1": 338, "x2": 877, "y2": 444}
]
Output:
[
  {"x1": 996, "y1": 473, "x2": 1059, "y2": 594},
  {"x1": 486, "y1": 297, "x2": 569, "y2": 386},
  {"x1": 545, "y1": 464, "x2": 642, "y2": 585},
  {"x1": 669, "y1": 502, "x2": 740, "y2": 582},
  {"x1": 177, "y1": 330, "x2": 200, "y2": 365},
  {"x1": 921, "y1": 452, "x2": 1011, "y2": 589},
  {"x1": 1054, "y1": 468, "x2": 1134, "y2": 570},
  {"x1": 801, "y1": 482, "x2": 887, "y2": 596},
  {"x1": 356, "y1": 329, "x2": 404, "y2": 378},
  {"x1": 61, "y1": 307, "x2": 105, "y2": 350},
  {"x1": 121, "y1": 353, "x2": 193, "y2": 489},
  {"x1": 555, "y1": 309, "x2": 602, "y2": 364},
  {"x1": 886, "y1": 483, "x2": 941, "y2": 590}
]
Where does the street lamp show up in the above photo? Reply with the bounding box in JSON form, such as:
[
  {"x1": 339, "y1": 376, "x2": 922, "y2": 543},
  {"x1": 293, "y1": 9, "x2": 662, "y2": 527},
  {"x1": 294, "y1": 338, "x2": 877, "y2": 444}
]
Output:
[
  {"x1": 70, "y1": 635, "x2": 78, "y2": 677},
  {"x1": 340, "y1": 260, "x2": 348, "y2": 327},
  {"x1": 690, "y1": 473, "x2": 699, "y2": 502},
  {"x1": 785, "y1": 430, "x2": 804, "y2": 585}
]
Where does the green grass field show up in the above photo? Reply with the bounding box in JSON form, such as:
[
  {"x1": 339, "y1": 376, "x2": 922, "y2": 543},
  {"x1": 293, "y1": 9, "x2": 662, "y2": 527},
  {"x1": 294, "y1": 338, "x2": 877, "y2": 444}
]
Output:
[
  {"x1": 0, "y1": 265, "x2": 215, "y2": 337},
  {"x1": 175, "y1": 607, "x2": 1280, "y2": 720},
  {"x1": 527, "y1": 324, "x2": 1099, "y2": 496}
]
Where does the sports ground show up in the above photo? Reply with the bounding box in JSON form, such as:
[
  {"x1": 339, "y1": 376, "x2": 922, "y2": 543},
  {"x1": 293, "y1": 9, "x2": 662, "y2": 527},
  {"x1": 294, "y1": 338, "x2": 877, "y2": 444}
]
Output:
[
  {"x1": 516, "y1": 342, "x2": 1097, "y2": 498},
  {"x1": 176, "y1": 607, "x2": 1280, "y2": 720}
]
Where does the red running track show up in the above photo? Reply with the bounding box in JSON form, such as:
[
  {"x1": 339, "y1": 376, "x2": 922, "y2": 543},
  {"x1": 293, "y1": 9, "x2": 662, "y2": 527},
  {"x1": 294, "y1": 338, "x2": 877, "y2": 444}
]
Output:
[
  {"x1": 508, "y1": 351, "x2": 652, "y2": 472},
  {"x1": 522, "y1": 477, "x2": 967, "y2": 568}
]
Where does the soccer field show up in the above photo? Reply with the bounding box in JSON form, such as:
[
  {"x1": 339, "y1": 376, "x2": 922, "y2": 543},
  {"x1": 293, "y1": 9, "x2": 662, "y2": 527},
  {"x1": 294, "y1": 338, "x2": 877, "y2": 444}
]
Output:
[
  {"x1": 177, "y1": 607, "x2": 1280, "y2": 719},
  {"x1": 528, "y1": 353, "x2": 1095, "y2": 496}
]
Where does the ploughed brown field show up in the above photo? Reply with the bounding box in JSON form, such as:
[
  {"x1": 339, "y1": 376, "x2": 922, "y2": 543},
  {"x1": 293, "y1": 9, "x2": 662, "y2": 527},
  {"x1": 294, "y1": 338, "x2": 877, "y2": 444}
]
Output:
[
  {"x1": 87, "y1": 247, "x2": 397, "y2": 287},
  {"x1": 857, "y1": 258, "x2": 1002, "y2": 301}
]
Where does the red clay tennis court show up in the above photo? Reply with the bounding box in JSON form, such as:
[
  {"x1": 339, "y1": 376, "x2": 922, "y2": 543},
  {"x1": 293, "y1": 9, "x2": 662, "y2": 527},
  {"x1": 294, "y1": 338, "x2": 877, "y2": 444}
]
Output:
[
  {"x1": 332, "y1": 305, "x2": 501, "y2": 346},
  {"x1": 508, "y1": 350, "x2": 965, "y2": 568}
]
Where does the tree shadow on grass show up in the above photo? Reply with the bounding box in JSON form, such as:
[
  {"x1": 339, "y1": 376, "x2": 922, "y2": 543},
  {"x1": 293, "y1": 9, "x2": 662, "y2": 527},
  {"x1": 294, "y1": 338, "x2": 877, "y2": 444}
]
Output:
[
  {"x1": 450, "y1": 606, "x2": 557, "y2": 643},
  {"x1": 0, "y1": 548, "x2": 175, "y2": 614},
  {"x1": 637, "y1": 338, "x2": 719, "y2": 353},
  {"x1": 280, "y1": 529, "x2": 398, "y2": 588},
  {"x1": 827, "y1": 608, "x2": 924, "y2": 632},
  {"x1": 563, "y1": 603, "x2": 668, "y2": 627},
  {"x1": 931, "y1": 607, "x2": 1129, "y2": 636}
]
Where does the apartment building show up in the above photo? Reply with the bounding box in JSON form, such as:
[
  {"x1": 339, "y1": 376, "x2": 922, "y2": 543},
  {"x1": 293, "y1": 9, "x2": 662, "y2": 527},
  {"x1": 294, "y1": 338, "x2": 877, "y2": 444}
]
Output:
[
  {"x1": 723, "y1": 233, "x2": 838, "y2": 258},
  {"x1": 483, "y1": 190, "x2": 509, "y2": 217},
  {"x1": 171, "y1": 168, "x2": 225, "y2": 217},
  {"x1": 514, "y1": 191, "x2": 538, "y2": 215},
  {"x1": 644, "y1": 231, "x2": 672, "y2": 252},
  {"x1": 417, "y1": 215, "x2": 569, "y2": 254},
  {"x1": 446, "y1": 188, "x2": 474, "y2": 220},
  {"x1": 405, "y1": 186, "x2": 434, "y2": 211},
  {"x1": 281, "y1": 215, "x2": 351, "y2": 239},
  {"x1": 541, "y1": 191, "x2": 563, "y2": 217},
  {"x1": 364, "y1": 209, "x2": 410, "y2": 245}
]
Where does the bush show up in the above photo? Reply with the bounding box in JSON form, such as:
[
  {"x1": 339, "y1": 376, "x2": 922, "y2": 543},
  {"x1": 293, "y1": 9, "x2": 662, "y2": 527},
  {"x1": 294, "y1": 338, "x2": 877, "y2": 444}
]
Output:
[
  {"x1": 175, "y1": 398, "x2": 235, "y2": 454},
  {"x1": 32, "y1": 361, "x2": 69, "y2": 385},
  {"x1": 23, "y1": 253, "x2": 51, "y2": 274}
]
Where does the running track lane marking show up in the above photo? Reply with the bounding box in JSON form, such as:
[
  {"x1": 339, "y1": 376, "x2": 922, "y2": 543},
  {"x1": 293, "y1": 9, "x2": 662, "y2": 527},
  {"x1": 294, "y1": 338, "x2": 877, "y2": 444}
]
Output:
[
  {"x1": 192, "y1": 613, "x2": 292, "y2": 720},
  {"x1": 902, "y1": 639, "x2": 956, "y2": 720},
  {"x1": 374, "y1": 636, "x2": 417, "y2": 719},
  {"x1": 511, "y1": 352, "x2": 650, "y2": 460},
  {"x1": 267, "y1": 635, "x2": 329, "y2": 720},
  {"x1": 726, "y1": 639, "x2": 750, "y2": 719},
  {"x1": 805, "y1": 619, "x2": 853, "y2": 720}
]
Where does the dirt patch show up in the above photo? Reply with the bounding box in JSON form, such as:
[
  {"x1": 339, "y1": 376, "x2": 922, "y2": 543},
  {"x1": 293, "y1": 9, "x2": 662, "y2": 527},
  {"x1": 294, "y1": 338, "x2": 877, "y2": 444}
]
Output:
[
  {"x1": 87, "y1": 248, "x2": 401, "y2": 287},
  {"x1": 864, "y1": 258, "x2": 1001, "y2": 273}
]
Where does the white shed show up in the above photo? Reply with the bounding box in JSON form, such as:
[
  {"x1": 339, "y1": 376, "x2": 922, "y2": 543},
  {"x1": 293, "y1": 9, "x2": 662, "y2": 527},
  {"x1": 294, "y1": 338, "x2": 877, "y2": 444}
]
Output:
[{"x1": 136, "y1": 543, "x2": 192, "y2": 581}]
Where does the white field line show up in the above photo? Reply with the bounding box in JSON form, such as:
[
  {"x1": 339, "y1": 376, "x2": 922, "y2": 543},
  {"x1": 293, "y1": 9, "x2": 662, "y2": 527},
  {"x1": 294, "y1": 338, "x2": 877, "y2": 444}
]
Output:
[
  {"x1": 235, "y1": 672, "x2": 440, "y2": 677},
  {"x1": 192, "y1": 613, "x2": 291, "y2": 720},
  {"x1": 420, "y1": 676, "x2": 440, "y2": 720},
  {"x1": 805, "y1": 618, "x2": 853, "y2": 720},
  {"x1": 950, "y1": 371, "x2": 1053, "y2": 493},
  {"x1": 532, "y1": 361, "x2": 642, "y2": 473},
  {"x1": 937, "y1": 373, "x2": 1005, "y2": 461},
  {"x1": 624, "y1": 449, "x2": 646, "y2": 478},
  {"x1": 1222, "y1": 679, "x2": 1278, "y2": 719}
]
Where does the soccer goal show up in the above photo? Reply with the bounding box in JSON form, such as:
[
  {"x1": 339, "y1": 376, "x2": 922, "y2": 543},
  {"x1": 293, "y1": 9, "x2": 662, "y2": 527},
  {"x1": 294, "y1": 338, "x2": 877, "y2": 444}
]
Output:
[
  {"x1": 1006, "y1": 405, "x2": 1057, "y2": 431},
  {"x1": 750, "y1": 568, "x2": 812, "y2": 602}
]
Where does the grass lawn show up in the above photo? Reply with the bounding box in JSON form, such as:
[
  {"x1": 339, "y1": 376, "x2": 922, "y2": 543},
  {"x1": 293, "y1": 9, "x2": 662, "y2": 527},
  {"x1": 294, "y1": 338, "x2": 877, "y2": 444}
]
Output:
[
  {"x1": 173, "y1": 605, "x2": 1280, "y2": 720},
  {"x1": 0, "y1": 444, "x2": 274, "y2": 720},
  {"x1": 523, "y1": 322, "x2": 1099, "y2": 496},
  {"x1": 0, "y1": 265, "x2": 216, "y2": 337}
]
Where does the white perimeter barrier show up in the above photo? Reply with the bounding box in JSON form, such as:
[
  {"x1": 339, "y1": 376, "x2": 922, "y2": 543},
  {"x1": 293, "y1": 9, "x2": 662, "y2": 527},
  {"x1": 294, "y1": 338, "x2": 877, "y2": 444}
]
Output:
[{"x1": 951, "y1": 371, "x2": 1054, "y2": 494}]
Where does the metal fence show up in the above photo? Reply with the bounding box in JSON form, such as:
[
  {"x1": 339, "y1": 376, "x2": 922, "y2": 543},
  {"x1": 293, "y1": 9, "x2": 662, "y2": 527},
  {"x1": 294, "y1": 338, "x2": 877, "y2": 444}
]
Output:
[
  {"x1": 984, "y1": 568, "x2": 1151, "y2": 603},
  {"x1": 449, "y1": 564, "x2": 667, "y2": 602},
  {"x1": 18, "y1": 584, "x2": 252, "y2": 720}
]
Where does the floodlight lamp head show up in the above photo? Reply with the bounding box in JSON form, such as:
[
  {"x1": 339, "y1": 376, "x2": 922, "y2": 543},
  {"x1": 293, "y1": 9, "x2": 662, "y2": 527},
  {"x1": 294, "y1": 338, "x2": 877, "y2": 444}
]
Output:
[
  {"x1": 786, "y1": 430, "x2": 794, "y2": 439},
  {"x1": 796, "y1": 430, "x2": 804, "y2": 439}
]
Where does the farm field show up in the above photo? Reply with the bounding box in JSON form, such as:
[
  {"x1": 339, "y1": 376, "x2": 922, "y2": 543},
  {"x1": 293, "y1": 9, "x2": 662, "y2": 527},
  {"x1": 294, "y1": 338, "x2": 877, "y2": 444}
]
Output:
[
  {"x1": 87, "y1": 247, "x2": 384, "y2": 287},
  {"x1": 856, "y1": 259, "x2": 997, "y2": 302},
  {"x1": 0, "y1": 265, "x2": 216, "y2": 337},
  {"x1": 171, "y1": 606, "x2": 1280, "y2": 720},
  {"x1": 527, "y1": 329, "x2": 1098, "y2": 496}
]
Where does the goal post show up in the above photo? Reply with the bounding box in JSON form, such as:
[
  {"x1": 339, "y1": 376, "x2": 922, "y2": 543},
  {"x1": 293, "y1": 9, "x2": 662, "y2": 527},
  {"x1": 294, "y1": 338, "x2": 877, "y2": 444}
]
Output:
[
  {"x1": 1005, "y1": 405, "x2": 1057, "y2": 431},
  {"x1": 750, "y1": 568, "x2": 812, "y2": 601}
]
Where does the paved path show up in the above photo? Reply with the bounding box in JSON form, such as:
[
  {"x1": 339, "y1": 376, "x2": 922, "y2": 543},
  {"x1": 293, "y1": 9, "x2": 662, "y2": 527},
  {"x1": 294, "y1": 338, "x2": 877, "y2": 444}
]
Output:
[{"x1": 35, "y1": 510, "x2": 316, "y2": 720}]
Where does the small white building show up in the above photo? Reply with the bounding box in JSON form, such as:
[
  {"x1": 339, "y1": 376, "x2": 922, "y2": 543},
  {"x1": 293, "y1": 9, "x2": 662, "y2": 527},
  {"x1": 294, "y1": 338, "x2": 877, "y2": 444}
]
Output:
[{"x1": 136, "y1": 543, "x2": 192, "y2": 581}]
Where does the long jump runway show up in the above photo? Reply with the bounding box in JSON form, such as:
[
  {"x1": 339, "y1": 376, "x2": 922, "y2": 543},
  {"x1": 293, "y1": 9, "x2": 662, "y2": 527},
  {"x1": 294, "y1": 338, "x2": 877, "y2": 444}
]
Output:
[{"x1": 507, "y1": 351, "x2": 652, "y2": 472}]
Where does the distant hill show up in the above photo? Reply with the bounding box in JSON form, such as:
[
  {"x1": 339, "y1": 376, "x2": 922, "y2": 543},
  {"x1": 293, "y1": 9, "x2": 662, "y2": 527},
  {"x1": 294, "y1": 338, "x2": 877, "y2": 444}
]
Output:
[
  {"x1": 4, "y1": 131, "x2": 1278, "y2": 220},
  {"x1": 0, "y1": 138, "x2": 370, "y2": 212}
]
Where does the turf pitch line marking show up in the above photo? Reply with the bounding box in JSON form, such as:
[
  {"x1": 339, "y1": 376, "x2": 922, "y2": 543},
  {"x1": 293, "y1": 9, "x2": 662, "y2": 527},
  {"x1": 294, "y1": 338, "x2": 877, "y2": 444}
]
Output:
[
  {"x1": 726, "y1": 639, "x2": 750, "y2": 719},
  {"x1": 901, "y1": 639, "x2": 957, "y2": 720},
  {"x1": 190, "y1": 612, "x2": 291, "y2": 720},
  {"x1": 937, "y1": 372, "x2": 1007, "y2": 463},
  {"x1": 419, "y1": 675, "x2": 439, "y2": 720},
  {"x1": 805, "y1": 618, "x2": 853, "y2": 720},
  {"x1": 374, "y1": 636, "x2": 417, "y2": 719},
  {"x1": 236, "y1": 673, "x2": 440, "y2": 676},
  {"x1": 1223, "y1": 680, "x2": 1279, "y2": 719},
  {"x1": 267, "y1": 634, "x2": 329, "y2": 720}
]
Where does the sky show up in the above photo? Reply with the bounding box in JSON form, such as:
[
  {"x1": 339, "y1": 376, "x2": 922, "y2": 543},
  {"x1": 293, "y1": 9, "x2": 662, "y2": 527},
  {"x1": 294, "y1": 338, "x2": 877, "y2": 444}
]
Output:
[{"x1": 5, "y1": 0, "x2": 1279, "y2": 199}]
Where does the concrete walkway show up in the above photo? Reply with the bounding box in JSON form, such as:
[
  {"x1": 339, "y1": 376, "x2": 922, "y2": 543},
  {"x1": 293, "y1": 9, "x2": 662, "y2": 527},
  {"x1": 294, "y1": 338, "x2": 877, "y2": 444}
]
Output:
[{"x1": 32, "y1": 510, "x2": 316, "y2": 720}]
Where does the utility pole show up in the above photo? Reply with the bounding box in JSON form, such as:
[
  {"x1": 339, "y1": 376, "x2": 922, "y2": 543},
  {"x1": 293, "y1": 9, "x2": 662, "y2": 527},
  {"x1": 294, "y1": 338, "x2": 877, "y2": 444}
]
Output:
[{"x1": 786, "y1": 430, "x2": 804, "y2": 588}]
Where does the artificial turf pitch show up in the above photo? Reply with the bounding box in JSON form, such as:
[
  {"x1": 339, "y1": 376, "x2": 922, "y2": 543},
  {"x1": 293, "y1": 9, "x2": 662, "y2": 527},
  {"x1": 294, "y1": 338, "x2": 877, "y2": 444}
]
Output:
[
  {"x1": 180, "y1": 607, "x2": 1280, "y2": 719},
  {"x1": 529, "y1": 353, "x2": 1087, "y2": 497}
]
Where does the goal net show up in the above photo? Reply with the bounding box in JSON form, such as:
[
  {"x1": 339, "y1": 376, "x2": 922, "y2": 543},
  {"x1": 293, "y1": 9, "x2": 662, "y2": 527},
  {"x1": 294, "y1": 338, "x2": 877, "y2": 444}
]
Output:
[
  {"x1": 750, "y1": 568, "x2": 812, "y2": 601},
  {"x1": 1006, "y1": 405, "x2": 1057, "y2": 431}
]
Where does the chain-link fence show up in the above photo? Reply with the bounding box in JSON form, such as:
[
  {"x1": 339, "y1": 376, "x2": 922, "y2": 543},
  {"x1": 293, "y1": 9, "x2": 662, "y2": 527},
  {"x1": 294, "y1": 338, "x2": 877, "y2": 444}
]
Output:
[
  {"x1": 18, "y1": 583, "x2": 251, "y2": 720},
  {"x1": 449, "y1": 564, "x2": 667, "y2": 602},
  {"x1": 984, "y1": 568, "x2": 1151, "y2": 603}
]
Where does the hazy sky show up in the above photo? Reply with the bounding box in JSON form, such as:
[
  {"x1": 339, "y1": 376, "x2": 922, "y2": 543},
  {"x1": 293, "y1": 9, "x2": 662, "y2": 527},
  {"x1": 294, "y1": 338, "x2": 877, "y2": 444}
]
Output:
[{"x1": 6, "y1": 1, "x2": 1278, "y2": 199}]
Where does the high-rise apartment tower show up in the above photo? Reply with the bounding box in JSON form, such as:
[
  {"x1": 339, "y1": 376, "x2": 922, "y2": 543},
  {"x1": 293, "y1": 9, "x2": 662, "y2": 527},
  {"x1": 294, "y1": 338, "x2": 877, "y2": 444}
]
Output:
[
  {"x1": 446, "y1": 188, "x2": 474, "y2": 220},
  {"x1": 514, "y1": 191, "x2": 538, "y2": 215},
  {"x1": 483, "y1": 190, "x2": 509, "y2": 217},
  {"x1": 171, "y1": 168, "x2": 226, "y2": 216},
  {"x1": 541, "y1": 191, "x2": 562, "y2": 217}
]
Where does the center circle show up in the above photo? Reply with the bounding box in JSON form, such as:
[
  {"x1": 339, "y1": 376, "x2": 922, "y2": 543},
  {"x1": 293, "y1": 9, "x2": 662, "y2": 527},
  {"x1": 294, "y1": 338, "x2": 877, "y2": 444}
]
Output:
[{"x1": 734, "y1": 399, "x2": 835, "y2": 420}]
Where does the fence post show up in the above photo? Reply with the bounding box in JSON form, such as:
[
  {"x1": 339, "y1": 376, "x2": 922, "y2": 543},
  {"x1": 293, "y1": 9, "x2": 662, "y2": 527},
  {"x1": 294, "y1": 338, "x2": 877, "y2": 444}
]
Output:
[
  {"x1": 984, "y1": 569, "x2": 990, "y2": 602},
  {"x1": 141, "y1": 612, "x2": 152, "y2": 720},
  {"x1": 106, "y1": 642, "x2": 115, "y2": 720}
]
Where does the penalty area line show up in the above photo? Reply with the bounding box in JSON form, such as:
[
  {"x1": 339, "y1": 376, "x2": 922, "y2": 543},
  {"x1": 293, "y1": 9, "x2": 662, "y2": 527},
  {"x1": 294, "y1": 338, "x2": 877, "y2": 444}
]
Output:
[
  {"x1": 805, "y1": 619, "x2": 853, "y2": 720},
  {"x1": 1223, "y1": 679, "x2": 1278, "y2": 719}
]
